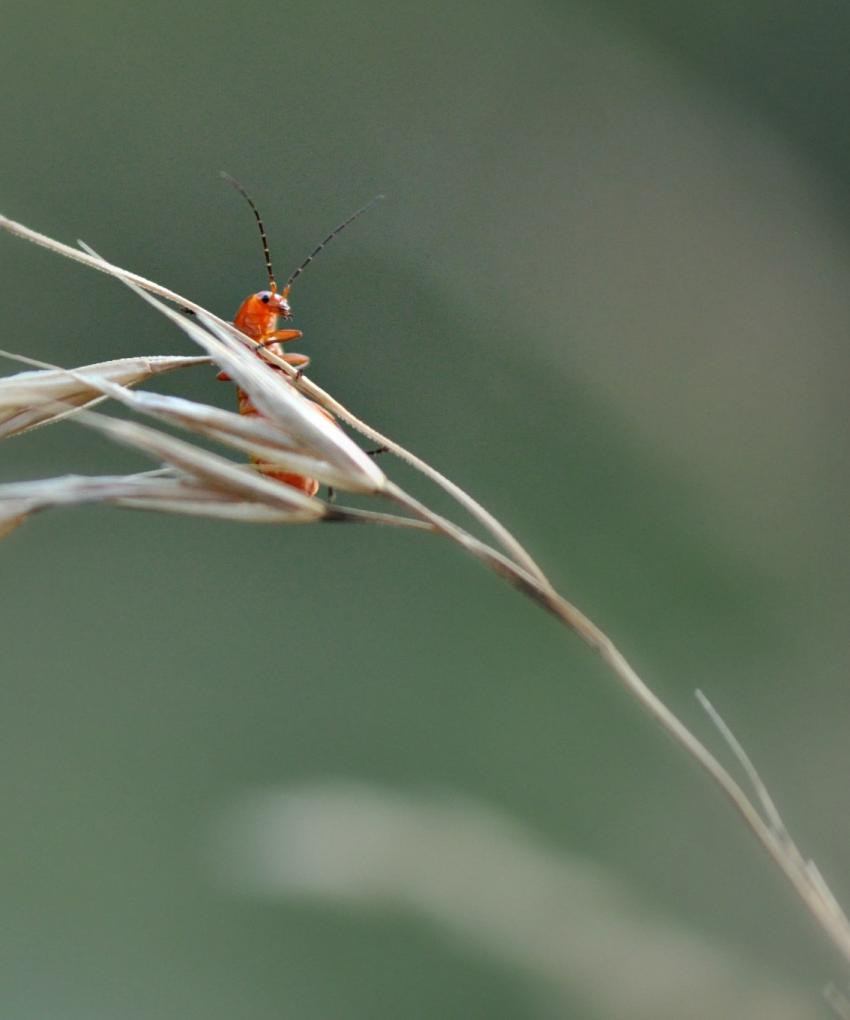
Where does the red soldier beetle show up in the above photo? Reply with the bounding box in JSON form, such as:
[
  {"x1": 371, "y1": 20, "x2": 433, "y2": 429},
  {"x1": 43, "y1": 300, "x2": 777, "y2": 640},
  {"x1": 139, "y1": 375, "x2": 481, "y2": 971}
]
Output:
[{"x1": 219, "y1": 173, "x2": 381, "y2": 496}]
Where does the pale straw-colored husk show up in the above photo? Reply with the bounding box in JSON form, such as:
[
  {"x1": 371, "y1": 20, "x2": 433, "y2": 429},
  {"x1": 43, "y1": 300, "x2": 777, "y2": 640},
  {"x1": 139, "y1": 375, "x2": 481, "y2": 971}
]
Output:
[{"x1": 0, "y1": 353, "x2": 209, "y2": 438}]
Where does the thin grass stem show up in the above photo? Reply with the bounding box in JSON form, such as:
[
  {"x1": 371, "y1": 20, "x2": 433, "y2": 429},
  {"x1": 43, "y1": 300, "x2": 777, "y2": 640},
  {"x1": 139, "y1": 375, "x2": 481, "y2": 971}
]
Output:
[{"x1": 4, "y1": 209, "x2": 850, "y2": 974}]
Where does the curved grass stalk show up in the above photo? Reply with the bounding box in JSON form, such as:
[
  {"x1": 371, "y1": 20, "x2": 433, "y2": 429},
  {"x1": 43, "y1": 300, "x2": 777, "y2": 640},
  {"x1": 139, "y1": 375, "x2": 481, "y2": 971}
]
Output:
[
  {"x1": 2, "y1": 215, "x2": 551, "y2": 587},
  {"x1": 3, "y1": 210, "x2": 850, "y2": 973},
  {"x1": 284, "y1": 375, "x2": 553, "y2": 588},
  {"x1": 383, "y1": 483, "x2": 850, "y2": 968},
  {"x1": 246, "y1": 340, "x2": 551, "y2": 587}
]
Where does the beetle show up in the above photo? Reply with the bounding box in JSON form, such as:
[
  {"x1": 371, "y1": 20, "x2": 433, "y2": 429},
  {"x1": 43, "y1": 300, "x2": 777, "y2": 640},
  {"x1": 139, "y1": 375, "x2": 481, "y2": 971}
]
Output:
[{"x1": 220, "y1": 173, "x2": 380, "y2": 495}]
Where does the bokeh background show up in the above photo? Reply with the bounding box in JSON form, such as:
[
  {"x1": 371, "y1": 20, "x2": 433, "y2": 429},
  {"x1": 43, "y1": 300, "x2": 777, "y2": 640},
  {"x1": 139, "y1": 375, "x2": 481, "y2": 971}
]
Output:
[{"x1": 2, "y1": 2, "x2": 849, "y2": 1017}]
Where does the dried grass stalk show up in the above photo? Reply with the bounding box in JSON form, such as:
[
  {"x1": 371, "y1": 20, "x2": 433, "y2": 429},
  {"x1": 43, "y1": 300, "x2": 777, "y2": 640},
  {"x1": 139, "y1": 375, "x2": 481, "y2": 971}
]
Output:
[
  {"x1": 0, "y1": 353, "x2": 209, "y2": 438},
  {"x1": 2, "y1": 211, "x2": 849, "y2": 980},
  {"x1": 0, "y1": 471, "x2": 308, "y2": 535}
]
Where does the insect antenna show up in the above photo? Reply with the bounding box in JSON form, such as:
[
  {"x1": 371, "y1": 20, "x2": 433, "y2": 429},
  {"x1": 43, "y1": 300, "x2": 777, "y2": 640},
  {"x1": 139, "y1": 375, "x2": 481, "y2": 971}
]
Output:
[
  {"x1": 221, "y1": 171, "x2": 277, "y2": 292},
  {"x1": 284, "y1": 194, "x2": 384, "y2": 293}
]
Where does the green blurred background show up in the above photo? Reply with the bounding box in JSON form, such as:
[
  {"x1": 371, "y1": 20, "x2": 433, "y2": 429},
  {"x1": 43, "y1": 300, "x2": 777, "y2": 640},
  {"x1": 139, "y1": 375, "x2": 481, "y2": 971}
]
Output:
[{"x1": 2, "y1": 2, "x2": 849, "y2": 1017}]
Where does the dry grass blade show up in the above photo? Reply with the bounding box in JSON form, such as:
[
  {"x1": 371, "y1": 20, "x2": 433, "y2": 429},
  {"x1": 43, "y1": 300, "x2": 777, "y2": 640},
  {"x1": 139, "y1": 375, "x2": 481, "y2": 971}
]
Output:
[
  {"x1": 0, "y1": 352, "x2": 209, "y2": 439},
  {"x1": 0, "y1": 471, "x2": 310, "y2": 533},
  {"x1": 70, "y1": 409, "x2": 326, "y2": 519},
  {"x1": 0, "y1": 346, "x2": 365, "y2": 491},
  {"x1": 104, "y1": 385, "x2": 354, "y2": 490},
  {"x1": 696, "y1": 689, "x2": 789, "y2": 842},
  {"x1": 383, "y1": 485, "x2": 850, "y2": 968},
  {"x1": 291, "y1": 374, "x2": 553, "y2": 587},
  {"x1": 697, "y1": 690, "x2": 850, "y2": 933},
  {"x1": 48, "y1": 366, "x2": 375, "y2": 494},
  {"x1": 0, "y1": 469, "x2": 430, "y2": 536},
  {"x1": 107, "y1": 485, "x2": 321, "y2": 523}
]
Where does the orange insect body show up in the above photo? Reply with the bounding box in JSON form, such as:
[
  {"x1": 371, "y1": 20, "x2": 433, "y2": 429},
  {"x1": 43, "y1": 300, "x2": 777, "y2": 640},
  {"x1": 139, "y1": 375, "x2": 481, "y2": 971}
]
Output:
[
  {"x1": 219, "y1": 174, "x2": 377, "y2": 498},
  {"x1": 232, "y1": 290, "x2": 293, "y2": 342},
  {"x1": 229, "y1": 286, "x2": 326, "y2": 496}
]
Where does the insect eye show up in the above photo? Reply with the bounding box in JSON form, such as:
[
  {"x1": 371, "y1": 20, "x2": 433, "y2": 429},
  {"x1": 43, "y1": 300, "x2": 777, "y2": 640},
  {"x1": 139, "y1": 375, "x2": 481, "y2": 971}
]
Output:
[{"x1": 259, "y1": 292, "x2": 270, "y2": 303}]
